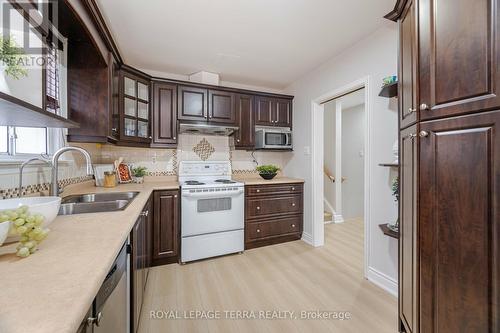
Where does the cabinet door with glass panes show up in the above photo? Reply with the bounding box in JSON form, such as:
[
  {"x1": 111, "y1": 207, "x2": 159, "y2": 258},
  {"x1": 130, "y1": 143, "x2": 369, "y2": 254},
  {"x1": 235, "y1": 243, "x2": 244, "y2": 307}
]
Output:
[{"x1": 120, "y1": 71, "x2": 151, "y2": 144}]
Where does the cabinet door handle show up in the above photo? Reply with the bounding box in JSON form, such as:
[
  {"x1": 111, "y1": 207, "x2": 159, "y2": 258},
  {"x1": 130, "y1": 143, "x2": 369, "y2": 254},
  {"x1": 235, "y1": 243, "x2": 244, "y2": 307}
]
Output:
[
  {"x1": 237, "y1": 139, "x2": 240, "y2": 143},
  {"x1": 291, "y1": 224, "x2": 296, "y2": 228},
  {"x1": 149, "y1": 136, "x2": 152, "y2": 139},
  {"x1": 173, "y1": 136, "x2": 176, "y2": 140},
  {"x1": 407, "y1": 133, "x2": 417, "y2": 140},
  {"x1": 256, "y1": 206, "x2": 260, "y2": 210},
  {"x1": 419, "y1": 130, "x2": 429, "y2": 138},
  {"x1": 420, "y1": 103, "x2": 429, "y2": 111},
  {"x1": 174, "y1": 194, "x2": 178, "y2": 198},
  {"x1": 292, "y1": 203, "x2": 296, "y2": 207},
  {"x1": 408, "y1": 107, "x2": 417, "y2": 114},
  {"x1": 291, "y1": 187, "x2": 295, "y2": 191},
  {"x1": 140, "y1": 210, "x2": 149, "y2": 217},
  {"x1": 256, "y1": 189, "x2": 260, "y2": 193},
  {"x1": 256, "y1": 229, "x2": 261, "y2": 233}
]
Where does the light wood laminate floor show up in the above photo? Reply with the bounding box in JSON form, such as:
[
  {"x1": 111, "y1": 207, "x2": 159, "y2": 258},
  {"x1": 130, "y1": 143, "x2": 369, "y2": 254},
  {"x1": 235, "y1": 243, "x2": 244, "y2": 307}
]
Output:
[{"x1": 139, "y1": 219, "x2": 398, "y2": 333}]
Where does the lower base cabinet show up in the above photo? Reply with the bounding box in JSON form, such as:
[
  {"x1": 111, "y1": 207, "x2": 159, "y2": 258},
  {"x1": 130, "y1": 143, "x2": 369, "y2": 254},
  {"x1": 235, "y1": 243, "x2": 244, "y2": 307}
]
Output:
[
  {"x1": 152, "y1": 190, "x2": 180, "y2": 266},
  {"x1": 245, "y1": 183, "x2": 304, "y2": 249},
  {"x1": 399, "y1": 110, "x2": 500, "y2": 332}
]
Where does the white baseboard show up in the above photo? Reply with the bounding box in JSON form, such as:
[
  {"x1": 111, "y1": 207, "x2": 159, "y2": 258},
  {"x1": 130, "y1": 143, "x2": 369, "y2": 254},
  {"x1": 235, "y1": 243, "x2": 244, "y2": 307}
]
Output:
[
  {"x1": 301, "y1": 232, "x2": 313, "y2": 246},
  {"x1": 367, "y1": 267, "x2": 398, "y2": 297}
]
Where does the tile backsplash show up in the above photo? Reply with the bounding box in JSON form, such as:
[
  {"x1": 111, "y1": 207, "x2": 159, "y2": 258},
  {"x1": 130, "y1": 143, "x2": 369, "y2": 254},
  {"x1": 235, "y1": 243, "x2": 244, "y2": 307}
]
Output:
[{"x1": 0, "y1": 134, "x2": 291, "y2": 199}]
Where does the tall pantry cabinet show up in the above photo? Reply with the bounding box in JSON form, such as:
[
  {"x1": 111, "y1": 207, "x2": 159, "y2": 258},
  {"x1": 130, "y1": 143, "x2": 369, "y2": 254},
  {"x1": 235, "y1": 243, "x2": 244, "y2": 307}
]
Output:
[{"x1": 387, "y1": 0, "x2": 500, "y2": 332}]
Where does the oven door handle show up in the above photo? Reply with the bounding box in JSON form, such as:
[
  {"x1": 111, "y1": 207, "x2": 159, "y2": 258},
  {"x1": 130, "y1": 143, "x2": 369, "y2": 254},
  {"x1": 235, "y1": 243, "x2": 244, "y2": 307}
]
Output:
[{"x1": 182, "y1": 188, "x2": 244, "y2": 198}]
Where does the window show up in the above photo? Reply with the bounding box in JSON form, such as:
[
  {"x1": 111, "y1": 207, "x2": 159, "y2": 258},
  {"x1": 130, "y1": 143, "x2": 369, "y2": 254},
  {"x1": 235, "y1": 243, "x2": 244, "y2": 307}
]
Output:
[{"x1": 0, "y1": 126, "x2": 48, "y2": 157}]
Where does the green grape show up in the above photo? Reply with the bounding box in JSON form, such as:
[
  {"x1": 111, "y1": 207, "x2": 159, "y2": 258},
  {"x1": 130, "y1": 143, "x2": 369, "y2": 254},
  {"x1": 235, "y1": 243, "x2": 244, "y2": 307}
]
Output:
[
  {"x1": 8, "y1": 211, "x2": 18, "y2": 220},
  {"x1": 24, "y1": 222, "x2": 34, "y2": 230},
  {"x1": 16, "y1": 225, "x2": 28, "y2": 234},
  {"x1": 25, "y1": 215, "x2": 34, "y2": 223},
  {"x1": 16, "y1": 247, "x2": 30, "y2": 258},
  {"x1": 29, "y1": 245, "x2": 37, "y2": 254},
  {"x1": 14, "y1": 218, "x2": 25, "y2": 227},
  {"x1": 0, "y1": 214, "x2": 10, "y2": 222},
  {"x1": 19, "y1": 213, "x2": 27, "y2": 219},
  {"x1": 31, "y1": 227, "x2": 42, "y2": 235},
  {"x1": 19, "y1": 235, "x2": 29, "y2": 242},
  {"x1": 33, "y1": 214, "x2": 44, "y2": 224},
  {"x1": 23, "y1": 241, "x2": 35, "y2": 249}
]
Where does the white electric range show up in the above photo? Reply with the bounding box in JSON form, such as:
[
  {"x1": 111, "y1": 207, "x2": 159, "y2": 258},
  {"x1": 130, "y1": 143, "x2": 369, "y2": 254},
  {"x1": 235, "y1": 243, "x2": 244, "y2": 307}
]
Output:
[{"x1": 179, "y1": 161, "x2": 245, "y2": 263}]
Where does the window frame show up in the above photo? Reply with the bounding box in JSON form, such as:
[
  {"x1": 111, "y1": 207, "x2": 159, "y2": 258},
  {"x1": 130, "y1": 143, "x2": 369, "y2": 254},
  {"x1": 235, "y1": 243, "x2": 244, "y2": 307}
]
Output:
[{"x1": 0, "y1": 126, "x2": 63, "y2": 163}]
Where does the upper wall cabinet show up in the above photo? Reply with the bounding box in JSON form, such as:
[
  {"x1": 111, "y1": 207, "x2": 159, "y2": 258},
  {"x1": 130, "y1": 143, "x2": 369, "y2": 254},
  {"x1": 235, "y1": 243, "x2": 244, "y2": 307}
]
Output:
[
  {"x1": 255, "y1": 96, "x2": 292, "y2": 128},
  {"x1": 398, "y1": 0, "x2": 418, "y2": 129},
  {"x1": 0, "y1": 1, "x2": 77, "y2": 128},
  {"x1": 178, "y1": 86, "x2": 237, "y2": 125},
  {"x1": 152, "y1": 82, "x2": 177, "y2": 147},
  {"x1": 234, "y1": 94, "x2": 255, "y2": 149},
  {"x1": 208, "y1": 89, "x2": 236, "y2": 124},
  {"x1": 119, "y1": 69, "x2": 151, "y2": 144},
  {"x1": 177, "y1": 86, "x2": 208, "y2": 121}
]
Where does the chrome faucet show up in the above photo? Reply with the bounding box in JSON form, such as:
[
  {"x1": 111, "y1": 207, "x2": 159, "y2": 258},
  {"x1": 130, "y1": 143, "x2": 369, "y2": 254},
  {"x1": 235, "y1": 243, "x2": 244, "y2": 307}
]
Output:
[
  {"x1": 18, "y1": 157, "x2": 52, "y2": 197},
  {"x1": 51, "y1": 147, "x2": 94, "y2": 196}
]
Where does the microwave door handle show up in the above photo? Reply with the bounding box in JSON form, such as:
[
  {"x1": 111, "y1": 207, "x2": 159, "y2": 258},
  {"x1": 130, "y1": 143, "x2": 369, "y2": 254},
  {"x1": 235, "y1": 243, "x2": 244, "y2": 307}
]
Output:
[{"x1": 285, "y1": 132, "x2": 289, "y2": 146}]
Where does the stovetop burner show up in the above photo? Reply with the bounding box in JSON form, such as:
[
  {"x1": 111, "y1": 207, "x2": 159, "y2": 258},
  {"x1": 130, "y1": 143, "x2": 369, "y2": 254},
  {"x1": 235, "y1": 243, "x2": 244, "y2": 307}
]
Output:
[
  {"x1": 214, "y1": 179, "x2": 237, "y2": 184},
  {"x1": 184, "y1": 180, "x2": 206, "y2": 186}
]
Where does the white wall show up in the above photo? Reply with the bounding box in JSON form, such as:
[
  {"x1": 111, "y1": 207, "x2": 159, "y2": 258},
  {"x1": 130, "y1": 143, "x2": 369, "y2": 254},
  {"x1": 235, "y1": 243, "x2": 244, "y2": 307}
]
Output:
[
  {"x1": 341, "y1": 104, "x2": 365, "y2": 220},
  {"x1": 323, "y1": 101, "x2": 336, "y2": 211},
  {"x1": 284, "y1": 24, "x2": 399, "y2": 295}
]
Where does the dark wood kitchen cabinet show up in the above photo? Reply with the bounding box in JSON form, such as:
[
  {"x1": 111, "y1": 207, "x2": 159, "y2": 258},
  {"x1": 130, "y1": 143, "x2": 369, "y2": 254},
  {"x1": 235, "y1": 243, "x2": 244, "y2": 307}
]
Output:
[
  {"x1": 255, "y1": 96, "x2": 292, "y2": 127},
  {"x1": 418, "y1": 111, "x2": 500, "y2": 333},
  {"x1": 418, "y1": 0, "x2": 500, "y2": 121},
  {"x1": 398, "y1": 0, "x2": 417, "y2": 130},
  {"x1": 245, "y1": 183, "x2": 303, "y2": 249},
  {"x1": 387, "y1": 1, "x2": 500, "y2": 332},
  {"x1": 152, "y1": 190, "x2": 180, "y2": 266},
  {"x1": 177, "y1": 85, "x2": 208, "y2": 121},
  {"x1": 234, "y1": 94, "x2": 255, "y2": 149},
  {"x1": 119, "y1": 69, "x2": 152, "y2": 145},
  {"x1": 151, "y1": 82, "x2": 177, "y2": 147},
  {"x1": 399, "y1": 124, "x2": 418, "y2": 333},
  {"x1": 208, "y1": 89, "x2": 236, "y2": 124}
]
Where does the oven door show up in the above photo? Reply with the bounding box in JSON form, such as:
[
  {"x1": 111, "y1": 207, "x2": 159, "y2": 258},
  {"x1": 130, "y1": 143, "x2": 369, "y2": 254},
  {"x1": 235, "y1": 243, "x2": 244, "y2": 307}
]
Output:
[{"x1": 181, "y1": 187, "x2": 244, "y2": 237}]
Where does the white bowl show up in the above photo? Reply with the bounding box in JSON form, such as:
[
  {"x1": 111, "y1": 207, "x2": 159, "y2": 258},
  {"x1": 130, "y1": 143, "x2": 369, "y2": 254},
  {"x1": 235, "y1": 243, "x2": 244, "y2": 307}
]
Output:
[
  {"x1": 0, "y1": 196, "x2": 61, "y2": 228},
  {"x1": 0, "y1": 221, "x2": 10, "y2": 246}
]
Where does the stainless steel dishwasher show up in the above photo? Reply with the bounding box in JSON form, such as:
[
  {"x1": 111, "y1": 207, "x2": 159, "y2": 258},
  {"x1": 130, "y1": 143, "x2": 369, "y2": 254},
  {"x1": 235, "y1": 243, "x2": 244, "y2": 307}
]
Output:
[{"x1": 87, "y1": 241, "x2": 129, "y2": 333}]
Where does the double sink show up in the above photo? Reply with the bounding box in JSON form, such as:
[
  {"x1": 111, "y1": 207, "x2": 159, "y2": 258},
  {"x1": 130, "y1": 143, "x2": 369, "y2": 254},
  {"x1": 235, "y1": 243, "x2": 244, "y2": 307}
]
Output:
[{"x1": 58, "y1": 192, "x2": 139, "y2": 215}]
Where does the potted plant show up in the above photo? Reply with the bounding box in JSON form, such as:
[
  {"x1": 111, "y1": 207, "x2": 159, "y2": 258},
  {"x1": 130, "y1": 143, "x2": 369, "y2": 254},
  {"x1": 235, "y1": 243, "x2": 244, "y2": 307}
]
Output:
[
  {"x1": 388, "y1": 176, "x2": 399, "y2": 232},
  {"x1": 256, "y1": 164, "x2": 280, "y2": 180},
  {"x1": 131, "y1": 166, "x2": 147, "y2": 184}
]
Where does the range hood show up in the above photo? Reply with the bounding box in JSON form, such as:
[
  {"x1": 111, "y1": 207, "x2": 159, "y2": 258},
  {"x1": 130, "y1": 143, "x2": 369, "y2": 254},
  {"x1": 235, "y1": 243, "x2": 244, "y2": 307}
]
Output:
[{"x1": 179, "y1": 123, "x2": 239, "y2": 136}]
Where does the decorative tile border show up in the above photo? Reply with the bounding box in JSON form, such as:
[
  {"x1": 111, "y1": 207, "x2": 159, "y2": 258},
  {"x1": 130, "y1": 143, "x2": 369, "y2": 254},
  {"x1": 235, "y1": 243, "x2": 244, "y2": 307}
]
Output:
[{"x1": 0, "y1": 175, "x2": 93, "y2": 199}]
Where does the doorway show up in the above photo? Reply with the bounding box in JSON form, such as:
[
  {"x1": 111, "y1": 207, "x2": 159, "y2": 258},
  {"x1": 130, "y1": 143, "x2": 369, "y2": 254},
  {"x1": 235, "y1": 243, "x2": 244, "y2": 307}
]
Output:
[
  {"x1": 310, "y1": 77, "x2": 370, "y2": 277},
  {"x1": 323, "y1": 88, "x2": 365, "y2": 224}
]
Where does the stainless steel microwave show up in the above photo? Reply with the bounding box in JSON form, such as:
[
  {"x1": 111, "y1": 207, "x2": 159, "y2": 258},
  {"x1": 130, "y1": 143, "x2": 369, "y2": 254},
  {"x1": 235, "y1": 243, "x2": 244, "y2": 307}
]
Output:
[{"x1": 255, "y1": 127, "x2": 292, "y2": 150}]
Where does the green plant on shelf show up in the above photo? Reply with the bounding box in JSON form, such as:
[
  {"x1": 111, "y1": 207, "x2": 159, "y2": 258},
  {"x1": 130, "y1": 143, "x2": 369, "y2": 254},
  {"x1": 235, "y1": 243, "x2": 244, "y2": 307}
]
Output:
[
  {"x1": 256, "y1": 164, "x2": 280, "y2": 174},
  {"x1": 132, "y1": 166, "x2": 148, "y2": 177},
  {"x1": 0, "y1": 35, "x2": 29, "y2": 79}
]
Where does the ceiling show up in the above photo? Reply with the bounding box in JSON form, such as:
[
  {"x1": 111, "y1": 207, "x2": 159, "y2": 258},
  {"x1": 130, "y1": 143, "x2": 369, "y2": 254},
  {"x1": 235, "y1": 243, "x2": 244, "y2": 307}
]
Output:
[{"x1": 96, "y1": 0, "x2": 394, "y2": 90}]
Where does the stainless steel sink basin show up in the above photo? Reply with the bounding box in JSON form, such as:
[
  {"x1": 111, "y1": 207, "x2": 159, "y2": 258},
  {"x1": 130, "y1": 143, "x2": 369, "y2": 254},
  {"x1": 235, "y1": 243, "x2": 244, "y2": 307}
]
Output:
[
  {"x1": 61, "y1": 191, "x2": 139, "y2": 204},
  {"x1": 58, "y1": 192, "x2": 139, "y2": 215}
]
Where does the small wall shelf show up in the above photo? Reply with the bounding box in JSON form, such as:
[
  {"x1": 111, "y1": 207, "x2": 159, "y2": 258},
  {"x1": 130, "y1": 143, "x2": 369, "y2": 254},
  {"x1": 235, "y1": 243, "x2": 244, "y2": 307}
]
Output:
[
  {"x1": 379, "y1": 224, "x2": 399, "y2": 239},
  {"x1": 379, "y1": 163, "x2": 399, "y2": 167},
  {"x1": 378, "y1": 82, "x2": 398, "y2": 98}
]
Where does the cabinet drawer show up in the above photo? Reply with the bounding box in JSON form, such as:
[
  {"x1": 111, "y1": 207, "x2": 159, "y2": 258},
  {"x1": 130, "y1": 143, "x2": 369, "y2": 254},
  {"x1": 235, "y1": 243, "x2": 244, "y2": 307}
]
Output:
[
  {"x1": 246, "y1": 183, "x2": 303, "y2": 197},
  {"x1": 246, "y1": 194, "x2": 302, "y2": 219},
  {"x1": 247, "y1": 216, "x2": 302, "y2": 240}
]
